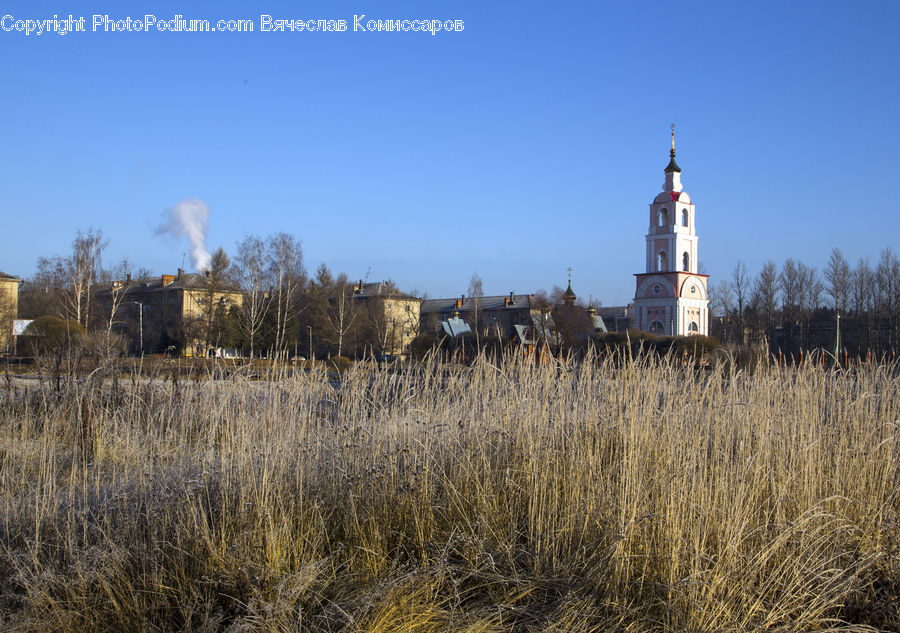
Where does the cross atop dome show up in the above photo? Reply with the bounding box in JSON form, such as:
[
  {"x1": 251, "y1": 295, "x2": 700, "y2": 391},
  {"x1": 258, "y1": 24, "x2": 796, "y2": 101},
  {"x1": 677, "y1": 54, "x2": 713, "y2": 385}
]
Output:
[
  {"x1": 664, "y1": 123, "x2": 681, "y2": 174},
  {"x1": 662, "y1": 123, "x2": 683, "y2": 193}
]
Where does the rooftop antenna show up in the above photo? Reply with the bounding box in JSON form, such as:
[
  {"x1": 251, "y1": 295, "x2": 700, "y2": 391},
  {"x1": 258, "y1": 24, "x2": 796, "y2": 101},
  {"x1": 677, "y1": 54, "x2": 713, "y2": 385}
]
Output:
[
  {"x1": 364, "y1": 266, "x2": 371, "y2": 284},
  {"x1": 181, "y1": 252, "x2": 185, "y2": 270}
]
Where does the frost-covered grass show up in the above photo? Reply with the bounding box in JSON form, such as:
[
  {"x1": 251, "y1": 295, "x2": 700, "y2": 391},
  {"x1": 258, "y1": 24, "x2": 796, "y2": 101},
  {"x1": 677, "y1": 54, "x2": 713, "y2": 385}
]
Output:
[{"x1": 1, "y1": 354, "x2": 898, "y2": 631}]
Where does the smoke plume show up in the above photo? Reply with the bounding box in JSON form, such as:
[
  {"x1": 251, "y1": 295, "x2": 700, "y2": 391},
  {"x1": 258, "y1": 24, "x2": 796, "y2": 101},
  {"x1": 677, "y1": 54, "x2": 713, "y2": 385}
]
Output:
[{"x1": 155, "y1": 197, "x2": 212, "y2": 272}]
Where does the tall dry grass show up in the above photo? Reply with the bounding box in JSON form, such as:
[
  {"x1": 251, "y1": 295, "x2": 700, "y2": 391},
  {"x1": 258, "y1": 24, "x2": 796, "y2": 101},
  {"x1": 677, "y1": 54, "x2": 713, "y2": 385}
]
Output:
[{"x1": 0, "y1": 353, "x2": 898, "y2": 632}]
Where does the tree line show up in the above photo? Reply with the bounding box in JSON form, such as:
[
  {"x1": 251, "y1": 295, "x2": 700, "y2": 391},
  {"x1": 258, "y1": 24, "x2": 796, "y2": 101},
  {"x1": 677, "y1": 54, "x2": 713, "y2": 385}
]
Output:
[
  {"x1": 17, "y1": 228, "x2": 416, "y2": 360},
  {"x1": 710, "y1": 247, "x2": 900, "y2": 358}
]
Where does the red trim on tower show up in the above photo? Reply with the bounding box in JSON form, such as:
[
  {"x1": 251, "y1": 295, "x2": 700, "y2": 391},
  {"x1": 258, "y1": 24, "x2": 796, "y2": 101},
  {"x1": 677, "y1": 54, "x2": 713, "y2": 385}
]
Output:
[{"x1": 669, "y1": 192, "x2": 679, "y2": 201}]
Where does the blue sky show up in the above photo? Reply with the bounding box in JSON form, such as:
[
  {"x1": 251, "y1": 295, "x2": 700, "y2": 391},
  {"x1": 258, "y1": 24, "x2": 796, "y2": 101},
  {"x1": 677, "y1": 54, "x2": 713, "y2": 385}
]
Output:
[{"x1": 1, "y1": 0, "x2": 898, "y2": 305}]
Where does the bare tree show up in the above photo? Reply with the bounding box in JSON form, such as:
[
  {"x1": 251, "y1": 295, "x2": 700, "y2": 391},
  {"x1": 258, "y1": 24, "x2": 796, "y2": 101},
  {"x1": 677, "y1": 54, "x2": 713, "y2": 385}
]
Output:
[
  {"x1": 851, "y1": 259, "x2": 876, "y2": 352},
  {"x1": 65, "y1": 229, "x2": 107, "y2": 329},
  {"x1": 729, "y1": 261, "x2": 750, "y2": 344},
  {"x1": 325, "y1": 274, "x2": 358, "y2": 358},
  {"x1": 32, "y1": 230, "x2": 107, "y2": 328},
  {"x1": 798, "y1": 262, "x2": 822, "y2": 349},
  {"x1": 824, "y1": 248, "x2": 851, "y2": 314},
  {"x1": 233, "y1": 235, "x2": 268, "y2": 359},
  {"x1": 268, "y1": 233, "x2": 305, "y2": 360},
  {"x1": 99, "y1": 259, "x2": 133, "y2": 352},
  {"x1": 850, "y1": 259, "x2": 875, "y2": 314},
  {"x1": 780, "y1": 259, "x2": 800, "y2": 318},
  {"x1": 709, "y1": 280, "x2": 734, "y2": 317},
  {"x1": 875, "y1": 248, "x2": 900, "y2": 351},
  {"x1": 198, "y1": 247, "x2": 234, "y2": 355},
  {"x1": 31, "y1": 256, "x2": 68, "y2": 317},
  {"x1": 751, "y1": 260, "x2": 779, "y2": 344},
  {"x1": 708, "y1": 280, "x2": 735, "y2": 343}
]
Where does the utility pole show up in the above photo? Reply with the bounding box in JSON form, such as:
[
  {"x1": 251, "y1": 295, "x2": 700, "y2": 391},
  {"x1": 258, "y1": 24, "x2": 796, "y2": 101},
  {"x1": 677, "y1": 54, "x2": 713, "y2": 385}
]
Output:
[{"x1": 307, "y1": 325, "x2": 313, "y2": 361}]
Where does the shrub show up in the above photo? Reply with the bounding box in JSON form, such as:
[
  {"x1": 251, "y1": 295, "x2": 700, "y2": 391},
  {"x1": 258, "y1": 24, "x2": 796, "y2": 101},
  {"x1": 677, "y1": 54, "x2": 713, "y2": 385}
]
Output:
[
  {"x1": 669, "y1": 334, "x2": 720, "y2": 361},
  {"x1": 328, "y1": 355, "x2": 353, "y2": 373},
  {"x1": 409, "y1": 331, "x2": 440, "y2": 360},
  {"x1": 23, "y1": 315, "x2": 86, "y2": 354}
]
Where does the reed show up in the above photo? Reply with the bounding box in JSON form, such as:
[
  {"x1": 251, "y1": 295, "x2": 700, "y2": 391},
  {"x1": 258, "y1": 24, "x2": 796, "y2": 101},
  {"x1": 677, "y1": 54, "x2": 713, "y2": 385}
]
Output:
[{"x1": 1, "y1": 353, "x2": 897, "y2": 631}]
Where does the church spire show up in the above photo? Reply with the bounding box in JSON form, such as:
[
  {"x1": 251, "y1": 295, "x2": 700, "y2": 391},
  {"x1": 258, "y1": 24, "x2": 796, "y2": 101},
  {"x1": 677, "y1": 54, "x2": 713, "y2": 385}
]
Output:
[{"x1": 665, "y1": 123, "x2": 681, "y2": 173}]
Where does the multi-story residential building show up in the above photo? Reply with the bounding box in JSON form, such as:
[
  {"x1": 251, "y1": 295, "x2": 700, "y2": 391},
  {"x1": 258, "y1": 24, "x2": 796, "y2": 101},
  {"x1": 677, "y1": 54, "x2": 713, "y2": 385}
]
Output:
[
  {"x1": 351, "y1": 280, "x2": 421, "y2": 358},
  {"x1": 0, "y1": 271, "x2": 21, "y2": 354},
  {"x1": 95, "y1": 269, "x2": 242, "y2": 356}
]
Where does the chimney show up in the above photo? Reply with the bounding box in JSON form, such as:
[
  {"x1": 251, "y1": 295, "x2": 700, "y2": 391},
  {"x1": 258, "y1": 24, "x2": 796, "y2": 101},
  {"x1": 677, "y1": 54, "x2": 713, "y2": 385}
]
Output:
[
  {"x1": 177, "y1": 268, "x2": 184, "y2": 280},
  {"x1": 126, "y1": 273, "x2": 132, "y2": 284}
]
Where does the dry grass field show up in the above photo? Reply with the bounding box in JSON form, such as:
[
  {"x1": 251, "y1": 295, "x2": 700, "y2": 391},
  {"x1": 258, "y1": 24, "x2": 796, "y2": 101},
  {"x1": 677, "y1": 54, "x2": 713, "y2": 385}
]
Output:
[{"x1": 1, "y1": 353, "x2": 898, "y2": 632}]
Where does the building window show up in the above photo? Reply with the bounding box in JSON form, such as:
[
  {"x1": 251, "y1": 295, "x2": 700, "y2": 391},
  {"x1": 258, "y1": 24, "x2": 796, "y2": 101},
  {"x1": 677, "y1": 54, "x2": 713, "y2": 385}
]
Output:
[
  {"x1": 658, "y1": 208, "x2": 668, "y2": 227},
  {"x1": 656, "y1": 251, "x2": 668, "y2": 272},
  {"x1": 688, "y1": 321, "x2": 699, "y2": 334},
  {"x1": 682, "y1": 209, "x2": 689, "y2": 227},
  {"x1": 682, "y1": 252, "x2": 690, "y2": 272},
  {"x1": 649, "y1": 320, "x2": 664, "y2": 333}
]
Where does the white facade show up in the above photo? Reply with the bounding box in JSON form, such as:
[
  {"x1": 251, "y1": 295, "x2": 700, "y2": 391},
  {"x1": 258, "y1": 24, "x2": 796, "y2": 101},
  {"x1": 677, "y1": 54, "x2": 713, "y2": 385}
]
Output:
[{"x1": 633, "y1": 132, "x2": 709, "y2": 336}]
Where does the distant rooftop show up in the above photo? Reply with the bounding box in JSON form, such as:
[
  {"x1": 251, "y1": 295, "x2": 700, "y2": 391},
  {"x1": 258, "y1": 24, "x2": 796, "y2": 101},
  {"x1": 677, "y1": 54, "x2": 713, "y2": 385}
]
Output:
[
  {"x1": 422, "y1": 293, "x2": 537, "y2": 314},
  {"x1": 352, "y1": 281, "x2": 419, "y2": 301},
  {"x1": 95, "y1": 269, "x2": 241, "y2": 294}
]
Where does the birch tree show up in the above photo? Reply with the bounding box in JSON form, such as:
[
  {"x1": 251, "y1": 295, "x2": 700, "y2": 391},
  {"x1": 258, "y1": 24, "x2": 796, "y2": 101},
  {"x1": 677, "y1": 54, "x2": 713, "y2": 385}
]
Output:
[
  {"x1": 325, "y1": 274, "x2": 358, "y2": 358},
  {"x1": 267, "y1": 233, "x2": 305, "y2": 360},
  {"x1": 234, "y1": 234, "x2": 268, "y2": 359},
  {"x1": 65, "y1": 229, "x2": 107, "y2": 329}
]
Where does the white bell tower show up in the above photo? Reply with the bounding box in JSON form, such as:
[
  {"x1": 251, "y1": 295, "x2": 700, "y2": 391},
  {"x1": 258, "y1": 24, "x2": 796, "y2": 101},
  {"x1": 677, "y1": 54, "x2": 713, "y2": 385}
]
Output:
[{"x1": 633, "y1": 126, "x2": 709, "y2": 336}]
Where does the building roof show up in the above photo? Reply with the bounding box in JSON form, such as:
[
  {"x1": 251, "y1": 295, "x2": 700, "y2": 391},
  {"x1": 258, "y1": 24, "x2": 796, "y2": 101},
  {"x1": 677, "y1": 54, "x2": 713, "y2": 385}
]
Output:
[
  {"x1": 664, "y1": 153, "x2": 681, "y2": 173},
  {"x1": 441, "y1": 317, "x2": 471, "y2": 338},
  {"x1": 421, "y1": 293, "x2": 537, "y2": 314},
  {"x1": 595, "y1": 305, "x2": 631, "y2": 319},
  {"x1": 95, "y1": 271, "x2": 241, "y2": 296},
  {"x1": 590, "y1": 314, "x2": 608, "y2": 333},
  {"x1": 352, "y1": 281, "x2": 419, "y2": 301},
  {"x1": 0, "y1": 271, "x2": 21, "y2": 281}
]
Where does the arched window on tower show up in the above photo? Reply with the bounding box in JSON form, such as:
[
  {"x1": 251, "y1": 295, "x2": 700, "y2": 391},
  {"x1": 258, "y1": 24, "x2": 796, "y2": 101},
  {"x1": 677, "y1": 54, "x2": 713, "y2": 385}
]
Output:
[
  {"x1": 682, "y1": 209, "x2": 689, "y2": 227},
  {"x1": 656, "y1": 251, "x2": 668, "y2": 272},
  {"x1": 688, "y1": 321, "x2": 699, "y2": 335},
  {"x1": 682, "y1": 252, "x2": 690, "y2": 272},
  {"x1": 658, "y1": 208, "x2": 668, "y2": 227},
  {"x1": 649, "y1": 320, "x2": 664, "y2": 333}
]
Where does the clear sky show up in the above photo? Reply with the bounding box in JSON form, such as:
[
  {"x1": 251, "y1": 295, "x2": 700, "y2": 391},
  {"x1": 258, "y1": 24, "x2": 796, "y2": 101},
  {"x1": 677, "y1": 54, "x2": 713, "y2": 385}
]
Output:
[{"x1": 2, "y1": 0, "x2": 898, "y2": 305}]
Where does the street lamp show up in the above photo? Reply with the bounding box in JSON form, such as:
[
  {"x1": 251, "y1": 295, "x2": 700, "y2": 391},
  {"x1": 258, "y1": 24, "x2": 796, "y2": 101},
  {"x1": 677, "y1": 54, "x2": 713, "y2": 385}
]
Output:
[{"x1": 133, "y1": 301, "x2": 144, "y2": 357}]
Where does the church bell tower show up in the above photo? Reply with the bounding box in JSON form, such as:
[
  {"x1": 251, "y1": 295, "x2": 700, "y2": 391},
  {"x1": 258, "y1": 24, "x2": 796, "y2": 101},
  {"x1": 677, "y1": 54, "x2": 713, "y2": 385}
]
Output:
[{"x1": 633, "y1": 126, "x2": 709, "y2": 336}]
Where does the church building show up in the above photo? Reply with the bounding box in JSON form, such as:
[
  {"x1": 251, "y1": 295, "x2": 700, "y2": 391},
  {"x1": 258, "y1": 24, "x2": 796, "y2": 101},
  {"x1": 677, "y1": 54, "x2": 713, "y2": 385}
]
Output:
[{"x1": 633, "y1": 128, "x2": 709, "y2": 336}]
